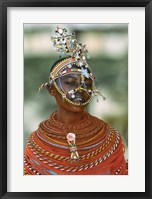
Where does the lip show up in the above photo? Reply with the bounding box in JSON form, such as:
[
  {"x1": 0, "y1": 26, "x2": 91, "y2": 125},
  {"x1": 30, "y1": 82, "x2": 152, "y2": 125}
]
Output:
[
  {"x1": 74, "y1": 93, "x2": 85, "y2": 100},
  {"x1": 68, "y1": 91, "x2": 90, "y2": 103},
  {"x1": 72, "y1": 97, "x2": 83, "y2": 103},
  {"x1": 72, "y1": 93, "x2": 90, "y2": 103}
]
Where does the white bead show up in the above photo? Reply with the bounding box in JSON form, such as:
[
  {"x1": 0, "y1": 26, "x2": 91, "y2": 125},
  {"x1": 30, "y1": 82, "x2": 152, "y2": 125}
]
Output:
[
  {"x1": 58, "y1": 28, "x2": 63, "y2": 34},
  {"x1": 71, "y1": 94, "x2": 75, "y2": 98}
]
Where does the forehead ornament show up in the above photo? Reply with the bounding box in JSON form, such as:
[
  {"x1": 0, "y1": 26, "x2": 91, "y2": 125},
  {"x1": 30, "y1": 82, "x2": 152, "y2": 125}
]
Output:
[{"x1": 50, "y1": 27, "x2": 92, "y2": 81}]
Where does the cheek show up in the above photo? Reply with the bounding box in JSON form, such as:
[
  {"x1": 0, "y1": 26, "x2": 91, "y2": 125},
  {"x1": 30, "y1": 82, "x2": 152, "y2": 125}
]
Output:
[
  {"x1": 62, "y1": 85, "x2": 71, "y2": 92},
  {"x1": 62, "y1": 84, "x2": 76, "y2": 93}
]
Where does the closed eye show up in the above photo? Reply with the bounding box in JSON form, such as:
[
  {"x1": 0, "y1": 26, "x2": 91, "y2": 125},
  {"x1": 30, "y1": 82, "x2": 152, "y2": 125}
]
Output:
[{"x1": 63, "y1": 81, "x2": 77, "y2": 86}]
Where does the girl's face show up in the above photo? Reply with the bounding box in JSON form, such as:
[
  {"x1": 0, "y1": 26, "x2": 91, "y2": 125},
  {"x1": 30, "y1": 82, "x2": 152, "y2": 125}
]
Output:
[
  {"x1": 56, "y1": 73, "x2": 93, "y2": 104},
  {"x1": 52, "y1": 74, "x2": 93, "y2": 112}
]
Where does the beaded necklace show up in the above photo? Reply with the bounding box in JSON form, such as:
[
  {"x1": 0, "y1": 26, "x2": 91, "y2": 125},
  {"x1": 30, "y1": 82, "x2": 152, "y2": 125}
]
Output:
[
  {"x1": 24, "y1": 112, "x2": 127, "y2": 175},
  {"x1": 39, "y1": 111, "x2": 105, "y2": 139}
]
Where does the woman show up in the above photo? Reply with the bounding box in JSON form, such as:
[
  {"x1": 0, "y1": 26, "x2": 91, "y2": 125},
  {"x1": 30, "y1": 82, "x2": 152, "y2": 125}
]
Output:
[{"x1": 24, "y1": 27, "x2": 127, "y2": 175}]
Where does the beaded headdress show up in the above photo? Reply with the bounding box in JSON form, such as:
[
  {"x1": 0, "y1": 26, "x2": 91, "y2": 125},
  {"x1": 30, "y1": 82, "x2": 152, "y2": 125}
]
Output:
[
  {"x1": 39, "y1": 27, "x2": 105, "y2": 106},
  {"x1": 50, "y1": 27, "x2": 94, "y2": 82}
]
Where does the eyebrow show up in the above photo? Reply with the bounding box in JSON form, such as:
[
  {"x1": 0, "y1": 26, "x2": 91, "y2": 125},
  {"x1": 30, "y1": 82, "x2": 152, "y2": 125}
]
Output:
[{"x1": 61, "y1": 75, "x2": 93, "y2": 82}]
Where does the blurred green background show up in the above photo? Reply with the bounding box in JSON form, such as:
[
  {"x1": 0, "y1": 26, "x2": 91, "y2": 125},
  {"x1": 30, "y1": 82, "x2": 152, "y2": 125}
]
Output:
[{"x1": 24, "y1": 24, "x2": 128, "y2": 158}]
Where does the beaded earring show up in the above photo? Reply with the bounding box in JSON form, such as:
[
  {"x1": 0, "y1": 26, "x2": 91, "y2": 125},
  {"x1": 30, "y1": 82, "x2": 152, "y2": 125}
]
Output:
[{"x1": 38, "y1": 83, "x2": 48, "y2": 95}]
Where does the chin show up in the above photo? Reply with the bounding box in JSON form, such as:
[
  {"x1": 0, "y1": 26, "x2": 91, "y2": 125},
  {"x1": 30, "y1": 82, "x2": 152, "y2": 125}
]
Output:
[
  {"x1": 56, "y1": 95, "x2": 88, "y2": 113},
  {"x1": 63, "y1": 101, "x2": 86, "y2": 113},
  {"x1": 71, "y1": 105, "x2": 86, "y2": 112}
]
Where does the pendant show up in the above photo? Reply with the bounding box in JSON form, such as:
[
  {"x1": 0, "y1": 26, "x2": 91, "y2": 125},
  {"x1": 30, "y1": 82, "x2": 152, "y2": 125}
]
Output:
[{"x1": 67, "y1": 133, "x2": 79, "y2": 161}]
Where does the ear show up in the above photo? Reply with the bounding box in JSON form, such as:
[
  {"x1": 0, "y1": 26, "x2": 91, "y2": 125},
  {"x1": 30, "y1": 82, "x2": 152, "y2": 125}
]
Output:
[{"x1": 46, "y1": 83, "x2": 56, "y2": 96}]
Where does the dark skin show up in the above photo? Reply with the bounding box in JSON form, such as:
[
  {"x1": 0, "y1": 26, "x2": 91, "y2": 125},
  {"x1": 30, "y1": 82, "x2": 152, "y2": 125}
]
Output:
[{"x1": 46, "y1": 73, "x2": 93, "y2": 127}]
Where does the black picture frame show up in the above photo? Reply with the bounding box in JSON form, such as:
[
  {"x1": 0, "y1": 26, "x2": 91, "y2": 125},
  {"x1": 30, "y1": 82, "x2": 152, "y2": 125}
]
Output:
[{"x1": 0, "y1": 0, "x2": 152, "y2": 198}]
